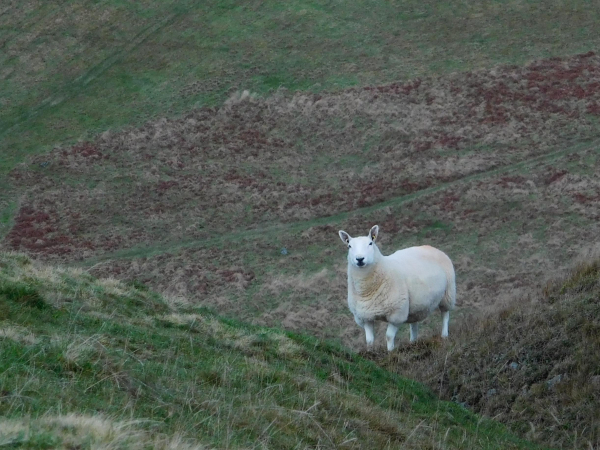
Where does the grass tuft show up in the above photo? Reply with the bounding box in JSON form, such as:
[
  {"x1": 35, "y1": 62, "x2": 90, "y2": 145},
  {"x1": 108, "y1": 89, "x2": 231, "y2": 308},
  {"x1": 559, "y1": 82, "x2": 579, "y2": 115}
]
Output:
[
  {"x1": 558, "y1": 260, "x2": 600, "y2": 295},
  {"x1": 0, "y1": 281, "x2": 47, "y2": 310},
  {"x1": 0, "y1": 414, "x2": 206, "y2": 450}
]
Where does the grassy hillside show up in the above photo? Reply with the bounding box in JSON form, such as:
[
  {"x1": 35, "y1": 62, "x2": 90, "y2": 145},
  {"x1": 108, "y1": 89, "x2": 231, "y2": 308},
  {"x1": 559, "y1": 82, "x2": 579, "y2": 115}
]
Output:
[
  {"x1": 374, "y1": 259, "x2": 600, "y2": 448},
  {"x1": 5, "y1": 51, "x2": 599, "y2": 350},
  {"x1": 0, "y1": 252, "x2": 537, "y2": 449},
  {"x1": 2, "y1": 2, "x2": 600, "y2": 350},
  {"x1": 2, "y1": 0, "x2": 600, "y2": 177},
  {"x1": 2, "y1": 2, "x2": 600, "y2": 447}
]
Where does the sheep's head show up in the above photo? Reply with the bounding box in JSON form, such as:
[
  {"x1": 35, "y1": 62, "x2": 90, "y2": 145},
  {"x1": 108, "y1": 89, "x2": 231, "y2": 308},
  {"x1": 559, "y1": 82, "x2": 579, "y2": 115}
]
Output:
[{"x1": 338, "y1": 225, "x2": 379, "y2": 268}]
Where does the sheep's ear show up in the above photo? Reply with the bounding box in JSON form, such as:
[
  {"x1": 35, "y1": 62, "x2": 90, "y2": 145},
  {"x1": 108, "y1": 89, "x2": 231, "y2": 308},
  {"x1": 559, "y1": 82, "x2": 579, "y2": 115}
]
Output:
[
  {"x1": 369, "y1": 225, "x2": 379, "y2": 242},
  {"x1": 339, "y1": 230, "x2": 351, "y2": 245}
]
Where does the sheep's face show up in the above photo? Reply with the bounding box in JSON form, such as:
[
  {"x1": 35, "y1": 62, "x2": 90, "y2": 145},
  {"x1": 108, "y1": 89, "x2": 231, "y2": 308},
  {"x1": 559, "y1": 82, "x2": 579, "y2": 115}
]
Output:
[{"x1": 338, "y1": 225, "x2": 379, "y2": 269}]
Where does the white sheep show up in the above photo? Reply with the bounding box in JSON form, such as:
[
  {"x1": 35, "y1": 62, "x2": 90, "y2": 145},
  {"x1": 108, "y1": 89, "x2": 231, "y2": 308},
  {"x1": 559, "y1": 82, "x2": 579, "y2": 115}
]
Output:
[{"x1": 338, "y1": 225, "x2": 456, "y2": 351}]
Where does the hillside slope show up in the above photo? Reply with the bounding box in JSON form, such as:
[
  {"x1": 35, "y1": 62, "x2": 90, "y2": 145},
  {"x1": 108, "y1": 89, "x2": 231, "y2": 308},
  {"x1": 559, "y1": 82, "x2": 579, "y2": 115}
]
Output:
[
  {"x1": 2, "y1": 0, "x2": 599, "y2": 180},
  {"x1": 0, "y1": 251, "x2": 537, "y2": 449},
  {"x1": 5, "y1": 52, "x2": 599, "y2": 350},
  {"x1": 375, "y1": 259, "x2": 600, "y2": 448}
]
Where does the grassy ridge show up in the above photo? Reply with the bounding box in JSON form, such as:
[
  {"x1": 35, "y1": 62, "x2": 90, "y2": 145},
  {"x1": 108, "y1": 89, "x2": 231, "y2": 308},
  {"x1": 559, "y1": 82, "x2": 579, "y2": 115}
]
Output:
[{"x1": 0, "y1": 252, "x2": 537, "y2": 448}]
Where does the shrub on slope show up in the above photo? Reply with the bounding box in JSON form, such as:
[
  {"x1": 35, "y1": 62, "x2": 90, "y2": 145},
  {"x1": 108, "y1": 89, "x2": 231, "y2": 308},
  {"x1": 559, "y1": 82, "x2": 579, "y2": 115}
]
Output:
[
  {"x1": 376, "y1": 260, "x2": 600, "y2": 448},
  {"x1": 0, "y1": 252, "x2": 535, "y2": 449}
]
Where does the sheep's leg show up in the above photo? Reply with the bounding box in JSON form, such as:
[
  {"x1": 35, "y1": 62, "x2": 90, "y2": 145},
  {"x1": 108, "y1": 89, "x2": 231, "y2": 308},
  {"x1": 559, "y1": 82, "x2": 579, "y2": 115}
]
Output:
[
  {"x1": 386, "y1": 323, "x2": 399, "y2": 351},
  {"x1": 409, "y1": 323, "x2": 419, "y2": 342},
  {"x1": 364, "y1": 321, "x2": 375, "y2": 351},
  {"x1": 441, "y1": 310, "x2": 450, "y2": 338}
]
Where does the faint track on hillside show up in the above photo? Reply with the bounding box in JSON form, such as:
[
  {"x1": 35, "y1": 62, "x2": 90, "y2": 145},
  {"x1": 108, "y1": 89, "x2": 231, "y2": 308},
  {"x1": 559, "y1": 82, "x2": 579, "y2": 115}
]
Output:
[
  {"x1": 76, "y1": 137, "x2": 600, "y2": 268},
  {"x1": 0, "y1": 8, "x2": 184, "y2": 137}
]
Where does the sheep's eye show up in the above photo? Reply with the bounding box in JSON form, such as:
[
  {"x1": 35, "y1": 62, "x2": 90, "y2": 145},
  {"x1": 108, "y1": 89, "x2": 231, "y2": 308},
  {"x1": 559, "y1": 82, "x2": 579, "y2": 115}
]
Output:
[
  {"x1": 348, "y1": 245, "x2": 351, "y2": 248},
  {"x1": 369, "y1": 242, "x2": 373, "y2": 246}
]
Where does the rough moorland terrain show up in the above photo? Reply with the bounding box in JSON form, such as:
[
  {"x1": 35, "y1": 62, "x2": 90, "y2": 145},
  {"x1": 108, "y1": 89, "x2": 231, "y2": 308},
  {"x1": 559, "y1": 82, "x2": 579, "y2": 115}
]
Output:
[
  {"x1": 4, "y1": 53, "x2": 600, "y2": 348},
  {"x1": 3, "y1": 2, "x2": 600, "y2": 448},
  {"x1": 374, "y1": 258, "x2": 600, "y2": 449},
  {"x1": 7, "y1": 53, "x2": 600, "y2": 257}
]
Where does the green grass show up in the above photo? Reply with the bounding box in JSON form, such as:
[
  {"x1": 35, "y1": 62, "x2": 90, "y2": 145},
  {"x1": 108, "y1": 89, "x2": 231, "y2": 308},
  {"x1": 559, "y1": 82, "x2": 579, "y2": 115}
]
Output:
[
  {"x1": 0, "y1": 252, "x2": 538, "y2": 448},
  {"x1": 0, "y1": 281, "x2": 48, "y2": 310},
  {"x1": 0, "y1": 201, "x2": 17, "y2": 243}
]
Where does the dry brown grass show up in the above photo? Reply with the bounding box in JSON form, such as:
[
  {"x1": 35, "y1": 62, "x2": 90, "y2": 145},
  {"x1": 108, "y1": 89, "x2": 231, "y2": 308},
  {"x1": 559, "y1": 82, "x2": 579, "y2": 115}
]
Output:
[
  {"x1": 0, "y1": 414, "x2": 208, "y2": 449},
  {"x1": 0, "y1": 324, "x2": 37, "y2": 345},
  {"x1": 372, "y1": 260, "x2": 600, "y2": 449}
]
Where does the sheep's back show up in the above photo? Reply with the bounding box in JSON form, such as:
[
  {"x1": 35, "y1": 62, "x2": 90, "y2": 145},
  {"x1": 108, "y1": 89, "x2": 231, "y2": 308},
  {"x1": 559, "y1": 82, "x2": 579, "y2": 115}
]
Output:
[{"x1": 386, "y1": 246, "x2": 452, "y2": 311}]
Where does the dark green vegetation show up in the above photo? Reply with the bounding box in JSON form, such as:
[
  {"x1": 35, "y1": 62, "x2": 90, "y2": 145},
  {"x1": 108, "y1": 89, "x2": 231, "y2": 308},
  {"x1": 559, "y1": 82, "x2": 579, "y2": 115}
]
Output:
[
  {"x1": 0, "y1": 252, "x2": 536, "y2": 449},
  {"x1": 374, "y1": 259, "x2": 600, "y2": 448}
]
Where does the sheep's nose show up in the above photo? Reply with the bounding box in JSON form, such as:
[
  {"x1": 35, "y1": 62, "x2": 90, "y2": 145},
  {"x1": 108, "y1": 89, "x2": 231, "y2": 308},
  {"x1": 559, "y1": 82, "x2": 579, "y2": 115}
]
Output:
[{"x1": 356, "y1": 257, "x2": 365, "y2": 266}]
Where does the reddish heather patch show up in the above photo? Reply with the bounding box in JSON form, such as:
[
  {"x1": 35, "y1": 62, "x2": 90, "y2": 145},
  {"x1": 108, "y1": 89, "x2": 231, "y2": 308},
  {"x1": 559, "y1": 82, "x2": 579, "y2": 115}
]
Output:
[
  {"x1": 578, "y1": 51, "x2": 596, "y2": 59},
  {"x1": 309, "y1": 193, "x2": 335, "y2": 207},
  {"x1": 238, "y1": 129, "x2": 269, "y2": 147},
  {"x1": 364, "y1": 78, "x2": 422, "y2": 95},
  {"x1": 462, "y1": 53, "x2": 600, "y2": 124},
  {"x1": 401, "y1": 179, "x2": 428, "y2": 193},
  {"x1": 217, "y1": 268, "x2": 255, "y2": 290},
  {"x1": 436, "y1": 135, "x2": 462, "y2": 149},
  {"x1": 313, "y1": 224, "x2": 336, "y2": 233},
  {"x1": 573, "y1": 192, "x2": 600, "y2": 204},
  {"x1": 441, "y1": 193, "x2": 460, "y2": 212},
  {"x1": 6, "y1": 206, "x2": 84, "y2": 256},
  {"x1": 497, "y1": 176, "x2": 526, "y2": 188},
  {"x1": 587, "y1": 102, "x2": 600, "y2": 116},
  {"x1": 219, "y1": 268, "x2": 255, "y2": 282},
  {"x1": 9, "y1": 168, "x2": 24, "y2": 182},
  {"x1": 157, "y1": 180, "x2": 179, "y2": 194},
  {"x1": 66, "y1": 142, "x2": 106, "y2": 160},
  {"x1": 96, "y1": 235, "x2": 125, "y2": 252},
  {"x1": 379, "y1": 216, "x2": 400, "y2": 234},
  {"x1": 544, "y1": 169, "x2": 568, "y2": 185},
  {"x1": 400, "y1": 218, "x2": 420, "y2": 231},
  {"x1": 223, "y1": 170, "x2": 269, "y2": 192},
  {"x1": 358, "y1": 180, "x2": 387, "y2": 199},
  {"x1": 413, "y1": 140, "x2": 434, "y2": 152}
]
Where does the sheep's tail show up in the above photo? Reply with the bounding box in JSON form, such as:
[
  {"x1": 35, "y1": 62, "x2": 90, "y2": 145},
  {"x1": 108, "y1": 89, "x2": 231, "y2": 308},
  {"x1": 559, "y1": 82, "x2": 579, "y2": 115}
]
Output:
[{"x1": 439, "y1": 258, "x2": 456, "y2": 312}]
